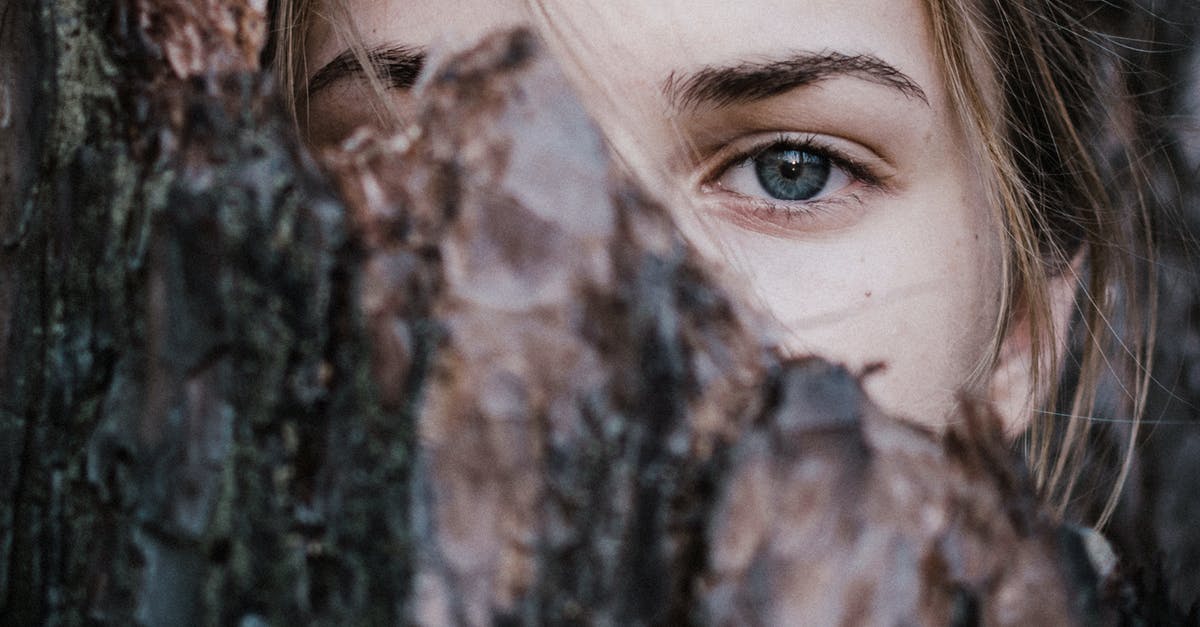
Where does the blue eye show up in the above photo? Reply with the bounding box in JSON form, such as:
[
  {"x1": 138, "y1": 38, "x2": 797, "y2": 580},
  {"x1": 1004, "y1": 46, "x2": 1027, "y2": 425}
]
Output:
[
  {"x1": 711, "y1": 138, "x2": 856, "y2": 207},
  {"x1": 753, "y1": 147, "x2": 831, "y2": 201},
  {"x1": 701, "y1": 134, "x2": 886, "y2": 233}
]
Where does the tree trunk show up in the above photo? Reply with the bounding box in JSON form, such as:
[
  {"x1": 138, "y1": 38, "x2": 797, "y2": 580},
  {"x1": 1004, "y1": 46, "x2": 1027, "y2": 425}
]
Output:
[
  {"x1": 0, "y1": 1, "x2": 402, "y2": 623},
  {"x1": 0, "y1": 1, "x2": 1137, "y2": 625}
]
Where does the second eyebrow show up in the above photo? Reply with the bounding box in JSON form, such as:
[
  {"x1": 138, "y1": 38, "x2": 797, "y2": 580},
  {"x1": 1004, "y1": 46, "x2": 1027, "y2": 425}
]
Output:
[
  {"x1": 662, "y1": 51, "x2": 930, "y2": 111},
  {"x1": 307, "y1": 45, "x2": 426, "y2": 96}
]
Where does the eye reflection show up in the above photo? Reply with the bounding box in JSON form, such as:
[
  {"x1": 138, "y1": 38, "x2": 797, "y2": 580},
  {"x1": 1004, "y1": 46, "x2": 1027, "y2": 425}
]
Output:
[{"x1": 755, "y1": 147, "x2": 831, "y2": 200}]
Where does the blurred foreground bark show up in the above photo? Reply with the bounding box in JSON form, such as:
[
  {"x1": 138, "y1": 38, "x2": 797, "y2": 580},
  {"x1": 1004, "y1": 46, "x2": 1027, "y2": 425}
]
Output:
[{"x1": 0, "y1": 1, "x2": 1135, "y2": 625}]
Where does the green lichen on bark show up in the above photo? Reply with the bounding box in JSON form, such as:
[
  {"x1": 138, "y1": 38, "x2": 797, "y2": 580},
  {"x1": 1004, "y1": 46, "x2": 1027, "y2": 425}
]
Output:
[{"x1": 1, "y1": 0, "x2": 130, "y2": 623}]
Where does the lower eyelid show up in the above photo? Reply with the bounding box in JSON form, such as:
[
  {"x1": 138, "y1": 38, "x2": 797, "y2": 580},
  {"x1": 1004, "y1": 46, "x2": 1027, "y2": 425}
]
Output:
[{"x1": 698, "y1": 182, "x2": 875, "y2": 236}]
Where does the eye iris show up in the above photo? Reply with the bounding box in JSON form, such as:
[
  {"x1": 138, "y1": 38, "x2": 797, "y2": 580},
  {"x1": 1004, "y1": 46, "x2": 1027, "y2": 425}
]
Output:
[{"x1": 753, "y1": 148, "x2": 831, "y2": 201}]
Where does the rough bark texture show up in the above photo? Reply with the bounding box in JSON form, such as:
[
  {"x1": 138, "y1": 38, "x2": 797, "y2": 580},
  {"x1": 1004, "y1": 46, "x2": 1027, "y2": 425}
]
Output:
[
  {"x1": 1, "y1": 0, "x2": 405, "y2": 624},
  {"x1": 0, "y1": 0, "x2": 1173, "y2": 625}
]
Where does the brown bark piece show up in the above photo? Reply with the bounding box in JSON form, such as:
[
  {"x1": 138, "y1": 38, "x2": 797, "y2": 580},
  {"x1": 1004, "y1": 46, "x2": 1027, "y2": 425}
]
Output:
[
  {"x1": 325, "y1": 29, "x2": 769, "y2": 624},
  {"x1": 327, "y1": 28, "x2": 1119, "y2": 626},
  {"x1": 702, "y1": 361, "x2": 1106, "y2": 625},
  {"x1": 130, "y1": 0, "x2": 267, "y2": 78}
]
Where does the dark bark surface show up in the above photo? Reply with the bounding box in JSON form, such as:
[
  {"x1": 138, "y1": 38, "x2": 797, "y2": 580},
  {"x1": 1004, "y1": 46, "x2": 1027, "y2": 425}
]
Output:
[
  {"x1": 0, "y1": 1, "x2": 395, "y2": 624},
  {"x1": 0, "y1": 0, "x2": 1176, "y2": 625}
]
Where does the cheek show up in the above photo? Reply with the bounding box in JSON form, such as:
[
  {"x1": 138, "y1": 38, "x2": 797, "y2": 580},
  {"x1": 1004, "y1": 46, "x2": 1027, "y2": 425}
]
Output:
[
  {"x1": 854, "y1": 224, "x2": 1002, "y2": 424},
  {"x1": 712, "y1": 196, "x2": 1003, "y2": 425}
]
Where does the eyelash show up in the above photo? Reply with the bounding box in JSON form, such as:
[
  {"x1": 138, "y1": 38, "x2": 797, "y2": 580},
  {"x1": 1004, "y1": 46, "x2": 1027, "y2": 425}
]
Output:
[{"x1": 701, "y1": 132, "x2": 885, "y2": 218}]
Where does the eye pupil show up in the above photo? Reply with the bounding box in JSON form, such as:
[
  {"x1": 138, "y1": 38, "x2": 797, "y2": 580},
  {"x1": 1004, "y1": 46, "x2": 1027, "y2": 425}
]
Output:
[
  {"x1": 754, "y1": 147, "x2": 831, "y2": 201},
  {"x1": 779, "y1": 160, "x2": 803, "y2": 179}
]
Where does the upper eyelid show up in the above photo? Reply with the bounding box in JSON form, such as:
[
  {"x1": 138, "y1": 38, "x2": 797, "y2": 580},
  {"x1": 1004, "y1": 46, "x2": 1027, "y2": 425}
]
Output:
[{"x1": 698, "y1": 133, "x2": 819, "y2": 182}]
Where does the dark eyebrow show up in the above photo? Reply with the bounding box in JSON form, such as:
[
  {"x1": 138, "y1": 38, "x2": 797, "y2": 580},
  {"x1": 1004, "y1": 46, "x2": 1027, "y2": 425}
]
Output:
[
  {"x1": 662, "y1": 51, "x2": 929, "y2": 111},
  {"x1": 307, "y1": 45, "x2": 426, "y2": 96}
]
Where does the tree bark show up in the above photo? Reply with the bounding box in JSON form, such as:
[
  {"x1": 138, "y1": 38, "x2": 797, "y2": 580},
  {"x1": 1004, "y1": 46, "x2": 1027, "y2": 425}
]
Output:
[
  {"x1": 0, "y1": 1, "x2": 1134, "y2": 625},
  {"x1": 0, "y1": 1, "x2": 400, "y2": 623}
]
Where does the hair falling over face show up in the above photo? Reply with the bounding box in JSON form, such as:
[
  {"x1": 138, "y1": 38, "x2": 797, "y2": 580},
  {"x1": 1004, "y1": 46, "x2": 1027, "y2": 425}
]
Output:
[
  {"x1": 925, "y1": 0, "x2": 1158, "y2": 526},
  {"x1": 270, "y1": 0, "x2": 1160, "y2": 529}
]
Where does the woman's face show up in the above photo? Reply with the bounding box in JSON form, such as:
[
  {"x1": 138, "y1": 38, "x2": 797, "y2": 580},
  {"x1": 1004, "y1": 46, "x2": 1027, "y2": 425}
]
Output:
[{"x1": 303, "y1": 0, "x2": 1007, "y2": 426}]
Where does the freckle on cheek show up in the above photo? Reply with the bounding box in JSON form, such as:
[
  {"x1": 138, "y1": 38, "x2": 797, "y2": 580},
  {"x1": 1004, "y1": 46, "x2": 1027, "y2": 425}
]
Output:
[{"x1": 865, "y1": 291, "x2": 872, "y2": 298}]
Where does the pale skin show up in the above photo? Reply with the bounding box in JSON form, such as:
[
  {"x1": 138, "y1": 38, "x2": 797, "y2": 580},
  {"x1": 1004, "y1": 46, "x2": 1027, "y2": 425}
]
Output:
[{"x1": 302, "y1": 0, "x2": 1051, "y2": 429}]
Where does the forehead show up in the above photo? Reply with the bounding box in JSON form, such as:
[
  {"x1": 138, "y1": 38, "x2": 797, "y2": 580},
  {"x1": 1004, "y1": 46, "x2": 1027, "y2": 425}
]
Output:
[{"x1": 306, "y1": 0, "x2": 943, "y2": 103}]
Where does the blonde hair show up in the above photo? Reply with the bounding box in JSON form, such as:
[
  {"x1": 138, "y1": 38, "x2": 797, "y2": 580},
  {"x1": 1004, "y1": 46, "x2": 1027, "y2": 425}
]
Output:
[
  {"x1": 268, "y1": 0, "x2": 312, "y2": 127},
  {"x1": 268, "y1": 0, "x2": 1157, "y2": 527},
  {"x1": 927, "y1": 0, "x2": 1155, "y2": 526}
]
